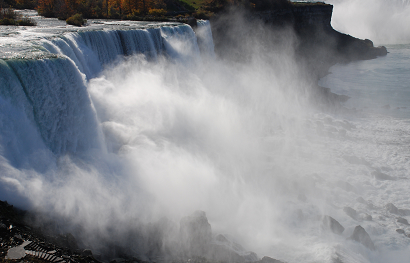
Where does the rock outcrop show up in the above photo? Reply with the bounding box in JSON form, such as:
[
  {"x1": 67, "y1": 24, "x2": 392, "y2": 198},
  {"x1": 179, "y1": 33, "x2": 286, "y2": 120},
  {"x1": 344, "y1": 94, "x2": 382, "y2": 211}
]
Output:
[
  {"x1": 322, "y1": 215, "x2": 345, "y2": 235},
  {"x1": 210, "y1": 2, "x2": 387, "y2": 97},
  {"x1": 180, "y1": 210, "x2": 212, "y2": 256},
  {"x1": 350, "y1": 225, "x2": 375, "y2": 250},
  {"x1": 179, "y1": 211, "x2": 263, "y2": 262}
]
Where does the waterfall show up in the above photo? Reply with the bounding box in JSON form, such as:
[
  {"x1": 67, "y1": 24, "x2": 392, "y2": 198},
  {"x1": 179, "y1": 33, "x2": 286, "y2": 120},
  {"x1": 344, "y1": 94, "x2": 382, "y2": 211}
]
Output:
[
  {"x1": 40, "y1": 23, "x2": 211, "y2": 80},
  {"x1": 2, "y1": 57, "x2": 102, "y2": 155},
  {"x1": 0, "y1": 21, "x2": 213, "y2": 157}
]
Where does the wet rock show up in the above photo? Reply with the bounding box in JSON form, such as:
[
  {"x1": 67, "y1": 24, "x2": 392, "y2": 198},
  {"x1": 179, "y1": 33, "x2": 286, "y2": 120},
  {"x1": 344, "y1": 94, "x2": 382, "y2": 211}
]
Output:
[
  {"x1": 187, "y1": 17, "x2": 197, "y2": 28},
  {"x1": 0, "y1": 222, "x2": 7, "y2": 232},
  {"x1": 257, "y1": 256, "x2": 286, "y2": 263},
  {"x1": 322, "y1": 215, "x2": 345, "y2": 235},
  {"x1": 350, "y1": 225, "x2": 375, "y2": 250},
  {"x1": 180, "y1": 211, "x2": 212, "y2": 255},
  {"x1": 206, "y1": 244, "x2": 246, "y2": 263},
  {"x1": 372, "y1": 171, "x2": 395, "y2": 180},
  {"x1": 386, "y1": 203, "x2": 399, "y2": 214},
  {"x1": 343, "y1": 207, "x2": 357, "y2": 220},
  {"x1": 385, "y1": 203, "x2": 410, "y2": 216},
  {"x1": 397, "y1": 217, "x2": 409, "y2": 225},
  {"x1": 396, "y1": 229, "x2": 405, "y2": 235},
  {"x1": 398, "y1": 208, "x2": 410, "y2": 216},
  {"x1": 212, "y1": 234, "x2": 258, "y2": 262},
  {"x1": 82, "y1": 249, "x2": 93, "y2": 256}
]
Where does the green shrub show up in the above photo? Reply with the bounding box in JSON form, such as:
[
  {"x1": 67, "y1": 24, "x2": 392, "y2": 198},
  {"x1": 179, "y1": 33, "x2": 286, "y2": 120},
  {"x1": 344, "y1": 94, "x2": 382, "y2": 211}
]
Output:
[
  {"x1": 0, "y1": 18, "x2": 14, "y2": 25},
  {"x1": 0, "y1": 9, "x2": 36, "y2": 26},
  {"x1": 66, "y1": 13, "x2": 86, "y2": 27}
]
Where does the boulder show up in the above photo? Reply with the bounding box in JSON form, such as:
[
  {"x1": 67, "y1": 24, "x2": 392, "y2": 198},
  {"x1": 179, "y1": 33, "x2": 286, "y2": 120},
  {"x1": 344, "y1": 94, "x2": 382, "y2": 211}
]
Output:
[
  {"x1": 398, "y1": 208, "x2": 410, "y2": 216},
  {"x1": 396, "y1": 229, "x2": 405, "y2": 235},
  {"x1": 372, "y1": 171, "x2": 395, "y2": 180},
  {"x1": 385, "y1": 203, "x2": 410, "y2": 216},
  {"x1": 397, "y1": 217, "x2": 409, "y2": 225},
  {"x1": 322, "y1": 215, "x2": 345, "y2": 235},
  {"x1": 386, "y1": 203, "x2": 399, "y2": 214},
  {"x1": 343, "y1": 207, "x2": 357, "y2": 220},
  {"x1": 350, "y1": 225, "x2": 375, "y2": 250}
]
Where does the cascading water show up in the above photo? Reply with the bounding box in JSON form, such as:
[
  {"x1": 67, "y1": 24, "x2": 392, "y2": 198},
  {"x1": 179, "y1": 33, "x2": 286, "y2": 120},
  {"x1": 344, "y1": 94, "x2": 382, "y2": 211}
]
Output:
[{"x1": 0, "y1": 9, "x2": 410, "y2": 263}]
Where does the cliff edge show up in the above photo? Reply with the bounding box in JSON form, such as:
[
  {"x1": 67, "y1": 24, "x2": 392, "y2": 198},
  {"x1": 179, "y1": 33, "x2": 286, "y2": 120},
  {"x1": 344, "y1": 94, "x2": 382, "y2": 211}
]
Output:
[{"x1": 211, "y1": 2, "x2": 387, "y2": 78}]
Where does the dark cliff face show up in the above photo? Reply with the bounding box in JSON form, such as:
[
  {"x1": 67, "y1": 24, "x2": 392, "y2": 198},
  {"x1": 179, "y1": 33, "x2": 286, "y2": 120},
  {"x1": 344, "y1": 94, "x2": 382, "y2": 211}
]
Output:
[
  {"x1": 292, "y1": 4, "x2": 333, "y2": 30},
  {"x1": 253, "y1": 3, "x2": 333, "y2": 31},
  {"x1": 210, "y1": 3, "x2": 387, "y2": 77}
]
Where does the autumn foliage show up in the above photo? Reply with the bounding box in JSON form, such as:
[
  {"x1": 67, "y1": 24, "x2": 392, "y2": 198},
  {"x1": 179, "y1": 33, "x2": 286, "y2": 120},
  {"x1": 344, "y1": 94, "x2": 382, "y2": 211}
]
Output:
[
  {"x1": 1, "y1": 0, "x2": 291, "y2": 21},
  {"x1": 23, "y1": 0, "x2": 166, "y2": 19}
]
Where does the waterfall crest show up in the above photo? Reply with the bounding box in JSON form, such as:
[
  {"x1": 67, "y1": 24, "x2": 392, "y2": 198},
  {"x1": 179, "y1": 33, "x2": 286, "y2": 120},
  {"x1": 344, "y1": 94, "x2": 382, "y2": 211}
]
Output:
[{"x1": 0, "y1": 21, "x2": 213, "y2": 156}]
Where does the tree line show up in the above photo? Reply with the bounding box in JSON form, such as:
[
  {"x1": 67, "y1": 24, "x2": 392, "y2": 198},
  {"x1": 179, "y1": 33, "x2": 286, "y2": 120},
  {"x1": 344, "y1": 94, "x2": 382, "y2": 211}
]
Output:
[
  {"x1": 0, "y1": 0, "x2": 168, "y2": 19},
  {"x1": 0, "y1": 0, "x2": 292, "y2": 21}
]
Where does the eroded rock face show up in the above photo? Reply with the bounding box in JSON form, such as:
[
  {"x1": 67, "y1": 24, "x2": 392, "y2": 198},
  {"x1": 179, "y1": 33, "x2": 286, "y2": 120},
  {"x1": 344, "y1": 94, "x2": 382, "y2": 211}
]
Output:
[
  {"x1": 322, "y1": 216, "x2": 345, "y2": 235},
  {"x1": 350, "y1": 225, "x2": 375, "y2": 250},
  {"x1": 180, "y1": 211, "x2": 212, "y2": 256},
  {"x1": 179, "y1": 212, "x2": 261, "y2": 262}
]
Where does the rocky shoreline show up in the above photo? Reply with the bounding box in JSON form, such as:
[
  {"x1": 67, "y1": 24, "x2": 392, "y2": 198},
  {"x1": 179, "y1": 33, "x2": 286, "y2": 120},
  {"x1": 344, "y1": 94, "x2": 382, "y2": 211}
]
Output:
[
  {"x1": 0, "y1": 201, "x2": 287, "y2": 263},
  {"x1": 3, "y1": 199, "x2": 406, "y2": 263}
]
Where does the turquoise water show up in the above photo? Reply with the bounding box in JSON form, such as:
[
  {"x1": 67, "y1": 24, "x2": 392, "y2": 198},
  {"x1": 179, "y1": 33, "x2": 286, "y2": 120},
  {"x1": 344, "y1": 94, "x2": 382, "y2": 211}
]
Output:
[{"x1": 319, "y1": 44, "x2": 410, "y2": 118}]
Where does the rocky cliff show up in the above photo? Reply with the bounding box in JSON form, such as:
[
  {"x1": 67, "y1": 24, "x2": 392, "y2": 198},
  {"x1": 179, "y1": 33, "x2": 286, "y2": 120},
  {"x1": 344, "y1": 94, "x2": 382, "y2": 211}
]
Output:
[
  {"x1": 209, "y1": 2, "x2": 387, "y2": 106},
  {"x1": 210, "y1": 2, "x2": 387, "y2": 78}
]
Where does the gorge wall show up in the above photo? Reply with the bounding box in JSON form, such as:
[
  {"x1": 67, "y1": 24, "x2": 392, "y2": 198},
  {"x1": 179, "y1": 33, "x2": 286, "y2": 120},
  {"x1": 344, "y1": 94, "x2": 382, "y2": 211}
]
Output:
[{"x1": 210, "y1": 3, "x2": 387, "y2": 79}]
